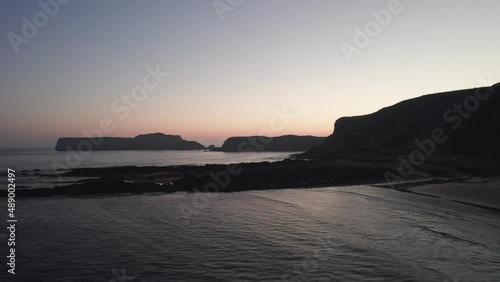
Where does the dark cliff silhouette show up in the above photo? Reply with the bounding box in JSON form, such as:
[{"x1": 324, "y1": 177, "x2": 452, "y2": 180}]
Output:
[
  {"x1": 303, "y1": 83, "x2": 500, "y2": 159},
  {"x1": 217, "y1": 135, "x2": 325, "y2": 152},
  {"x1": 55, "y1": 133, "x2": 205, "y2": 151}
]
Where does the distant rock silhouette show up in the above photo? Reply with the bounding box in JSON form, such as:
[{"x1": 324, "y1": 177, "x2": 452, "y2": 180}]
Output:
[
  {"x1": 218, "y1": 135, "x2": 325, "y2": 152},
  {"x1": 55, "y1": 133, "x2": 205, "y2": 151},
  {"x1": 304, "y1": 84, "x2": 500, "y2": 159}
]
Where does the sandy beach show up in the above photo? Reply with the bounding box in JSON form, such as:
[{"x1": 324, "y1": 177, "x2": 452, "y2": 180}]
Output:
[{"x1": 409, "y1": 178, "x2": 500, "y2": 211}]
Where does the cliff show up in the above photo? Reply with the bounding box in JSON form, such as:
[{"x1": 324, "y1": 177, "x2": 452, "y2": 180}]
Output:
[
  {"x1": 218, "y1": 135, "x2": 325, "y2": 152},
  {"x1": 55, "y1": 133, "x2": 205, "y2": 151},
  {"x1": 304, "y1": 84, "x2": 500, "y2": 159}
]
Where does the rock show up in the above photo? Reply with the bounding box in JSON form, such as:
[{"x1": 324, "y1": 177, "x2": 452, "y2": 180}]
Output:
[
  {"x1": 304, "y1": 84, "x2": 500, "y2": 159},
  {"x1": 218, "y1": 135, "x2": 325, "y2": 152},
  {"x1": 55, "y1": 133, "x2": 205, "y2": 151}
]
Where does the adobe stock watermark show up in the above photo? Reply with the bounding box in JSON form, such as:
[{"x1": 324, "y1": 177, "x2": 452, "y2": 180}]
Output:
[
  {"x1": 281, "y1": 236, "x2": 335, "y2": 281},
  {"x1": 109, "y1": 268, "x2": 135, "y2": 282},
  {"x1": 384, "y1": 75, "x2": 499, "y2": 185},
  {"x1": 213, "y1": 0, "x2": 244, "y2": 21},
  {"x1": 340, "y1": 0, "x2": 411, "y2": 63},
  {"x1": 178, "y1": 106, "x2": 297, "y2": 225},
  {"x1": 7, "y1": 0, "x2": 71, "y2": 54},
  {"x1": 51, "y1": 64, "x2": 169, "y2": 180}
]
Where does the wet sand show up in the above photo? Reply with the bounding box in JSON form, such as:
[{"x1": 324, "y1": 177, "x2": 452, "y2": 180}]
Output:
[{"x1": 409, "y1": 178, "x2": 500, "y2": 211}]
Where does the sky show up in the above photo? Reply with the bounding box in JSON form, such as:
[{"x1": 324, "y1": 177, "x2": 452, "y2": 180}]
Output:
[{"x1": 1, "y1": 0, "x2": 499, "y2": 147}]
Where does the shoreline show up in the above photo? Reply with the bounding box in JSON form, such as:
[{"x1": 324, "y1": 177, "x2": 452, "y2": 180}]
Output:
[
  {"x1": 371, "y1": 177, "x2": 500, "y2": 212},
  {"x1": 2, "y1": 158, "x2": 499, "y2": 212}
]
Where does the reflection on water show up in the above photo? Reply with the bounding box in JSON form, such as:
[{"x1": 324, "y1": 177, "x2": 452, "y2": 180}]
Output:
[
  {"x1": 0, "y1": 148, "x2": 296, "y2": 171},
  {"x1": 9, "y1": 186, "x2": 500, "y2": 281},
  {"x1": 0, "y1": 149, "x2": 296, "y2": 189}
]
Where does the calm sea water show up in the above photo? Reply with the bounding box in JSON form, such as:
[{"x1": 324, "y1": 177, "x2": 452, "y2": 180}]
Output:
[
  {"x1": 1, "y1": 186, "x2": 499, "y2": 281},
  {"x1": 0, "y1": 150, "x2": 499, "y2": 281},
  {"x1": 0, "y1": 148, "x2": 296, "y2": 189},
  {"x1": 0, "y1": 148, "x2": 296, "y2": 171}
]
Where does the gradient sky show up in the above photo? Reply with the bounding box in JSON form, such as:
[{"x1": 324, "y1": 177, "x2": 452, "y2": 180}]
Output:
[{"x1": 1, "y1": 0, "x2": 499, "y2": 147}]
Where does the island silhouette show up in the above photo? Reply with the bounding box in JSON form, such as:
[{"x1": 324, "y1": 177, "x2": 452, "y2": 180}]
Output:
[
  {"x1": 55, "y1": 133, "x2": 205, "y2": 151},
  {"x1": 55, "y1": 134, "x2": 326, "y2": 152}
]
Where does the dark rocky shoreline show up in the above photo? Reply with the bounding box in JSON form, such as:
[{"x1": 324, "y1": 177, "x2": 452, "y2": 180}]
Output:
[{"x1": 4, "y1": 154, "x2": 499, "y2": 198}]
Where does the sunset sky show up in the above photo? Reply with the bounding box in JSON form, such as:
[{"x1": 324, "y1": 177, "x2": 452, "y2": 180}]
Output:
[{"x1": 1, "y1": 0, "x2": 499, "y2": 147}]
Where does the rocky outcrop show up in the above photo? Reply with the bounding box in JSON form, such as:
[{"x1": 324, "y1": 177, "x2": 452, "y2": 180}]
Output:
[
  {"x1": 218, "y1": 135, "x2": 325, "y2": 152},
  {"x1": 304, "y1": 84, "x2": 500, "y2": 159},
  {"x1": 55, "y1": 133, "x2": 205, "y2": 151}
]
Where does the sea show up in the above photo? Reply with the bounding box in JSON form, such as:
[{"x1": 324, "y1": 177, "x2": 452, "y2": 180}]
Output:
[
  {"x1": 0, "y1": 148, "x2": 295, "y2": 189},
  {"x1": 0, "y1": 149, "x2": 499, "y2": 281}
]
